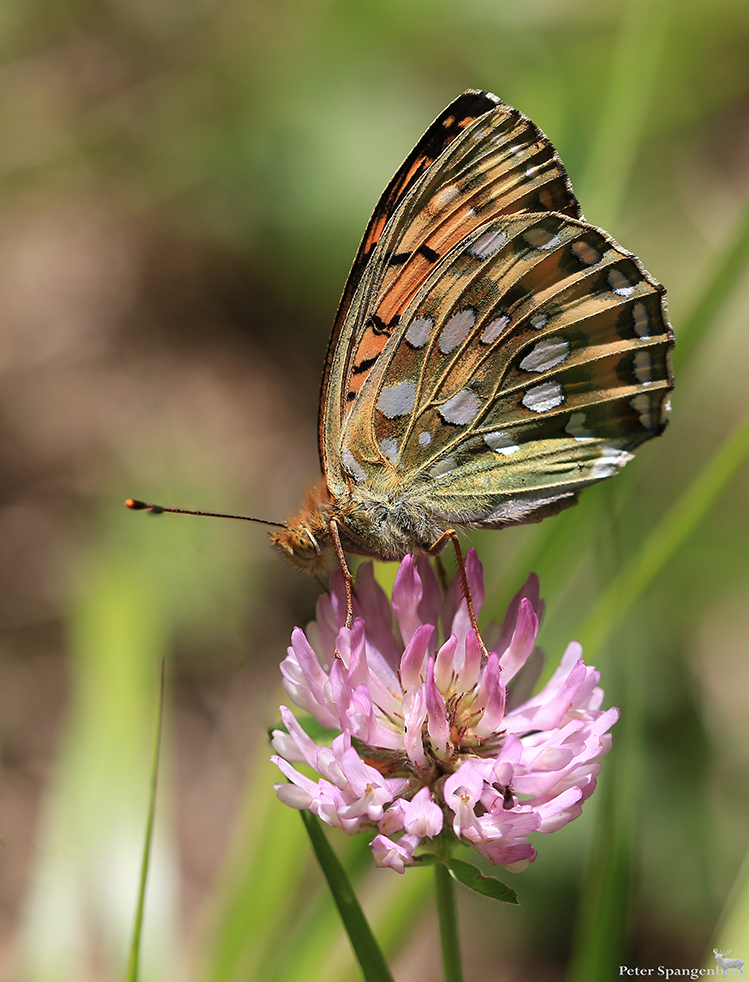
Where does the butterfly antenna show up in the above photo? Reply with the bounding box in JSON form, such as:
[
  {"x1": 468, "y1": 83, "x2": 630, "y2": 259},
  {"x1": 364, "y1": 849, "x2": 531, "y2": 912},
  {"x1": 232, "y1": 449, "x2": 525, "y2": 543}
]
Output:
[{"x1": 125, "y1": 499, "x2": 285, "y2": 529}]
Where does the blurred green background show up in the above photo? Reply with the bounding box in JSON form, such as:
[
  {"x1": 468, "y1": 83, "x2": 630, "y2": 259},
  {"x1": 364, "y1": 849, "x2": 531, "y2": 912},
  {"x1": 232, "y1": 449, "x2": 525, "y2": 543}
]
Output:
[{"x1": 2, "y1": 0, "x2": 749, "y2": 980}]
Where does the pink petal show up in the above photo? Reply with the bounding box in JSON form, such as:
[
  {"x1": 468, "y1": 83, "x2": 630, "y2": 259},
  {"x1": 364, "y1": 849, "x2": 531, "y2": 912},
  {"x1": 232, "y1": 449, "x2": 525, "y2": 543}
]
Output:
[
  {"x1": 402, "y1": 685, "x2": 428, "y2": 770},
  {"x1": 400, "y1": 623, "x2": 435, "y2": 690},
  {"x1": 455, "y1": 628, "x2": 482, "y2": 693},
  {"x1": 328, "y1": 568, "x2": 349, "y2": 628},
  {"x1": 353, "y1": 563, "x2": 402, "y2": 669},
  {"x1": 499, "y1": 598, "x2": 539, "y2": 682},
  {"x1": 282, "y1": 627, "x2": 338, "y2": 727},
  {"x1": 495, "y1": 573, "x2": 543, "y2": 655},
  {"x1": 392, "y1": 555, "x2": 423, "y2": 645},
  {"x1": 473, "y1": 652, "x2": 506, "y2": 737},
  {"x1": 414, "y1": 555, "x2": 442, "y2": 628},
  {"x1": 444, "y1": 762, "x2": 484, "y2": 837},
  {"x1": 425, "y1": 658, "x2": 450, "y2": 755},
  {"x1": 434, "y1": 634, "x2": 458, "y2": 692},
  {"x1": 370, "y1": 833, "x2": 418, "y2": 873},
  {"x1": 402, "y1": 787, "x2": 443, "y2": 838}
]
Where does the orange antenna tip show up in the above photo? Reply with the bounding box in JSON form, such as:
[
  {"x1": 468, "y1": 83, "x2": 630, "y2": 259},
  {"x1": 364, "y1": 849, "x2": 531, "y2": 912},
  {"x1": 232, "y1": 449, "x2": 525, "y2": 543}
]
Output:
[{"x1": 125, "y1": 499, "x2": 164, "y2": 514}]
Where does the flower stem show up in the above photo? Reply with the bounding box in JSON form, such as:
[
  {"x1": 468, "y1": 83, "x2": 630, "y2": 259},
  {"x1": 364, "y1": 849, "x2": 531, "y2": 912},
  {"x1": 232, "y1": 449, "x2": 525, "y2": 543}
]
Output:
[{"x1": 435, "y1": 862, "x2": 463, "y2": 982}]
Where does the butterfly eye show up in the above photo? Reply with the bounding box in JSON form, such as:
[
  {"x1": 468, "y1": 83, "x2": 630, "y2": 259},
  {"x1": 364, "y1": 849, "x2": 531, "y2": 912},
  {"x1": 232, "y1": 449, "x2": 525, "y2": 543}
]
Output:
[{"x1": 300, "y1": 528, "x2": 321, "y2": 557}]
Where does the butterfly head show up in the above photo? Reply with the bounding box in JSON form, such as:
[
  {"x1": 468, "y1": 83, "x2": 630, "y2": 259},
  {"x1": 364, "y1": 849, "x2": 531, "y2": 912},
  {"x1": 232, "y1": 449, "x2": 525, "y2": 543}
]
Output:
[{"x1": 268, "y1": 481, "x2": 336, "y2": 577}]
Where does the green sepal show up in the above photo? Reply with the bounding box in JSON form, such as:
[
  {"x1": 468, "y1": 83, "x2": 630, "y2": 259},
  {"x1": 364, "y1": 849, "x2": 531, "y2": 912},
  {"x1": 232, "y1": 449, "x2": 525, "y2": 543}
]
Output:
[
  {"x1": 444, "y1": 857, "x2": 519, "y2": 904},
  {"x1": 413, "y1": 852, "x2": 438, "y2": 866}
]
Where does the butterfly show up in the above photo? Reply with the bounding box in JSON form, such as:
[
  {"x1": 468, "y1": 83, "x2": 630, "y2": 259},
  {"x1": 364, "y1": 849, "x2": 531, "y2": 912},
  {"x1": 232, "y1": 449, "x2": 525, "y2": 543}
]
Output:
[
  {"x1": 128, "y1": 91, "x2": 673, "y2": 634},
  {"x1": 269, "y1": 89, "x2": 674, "y2": 613}
]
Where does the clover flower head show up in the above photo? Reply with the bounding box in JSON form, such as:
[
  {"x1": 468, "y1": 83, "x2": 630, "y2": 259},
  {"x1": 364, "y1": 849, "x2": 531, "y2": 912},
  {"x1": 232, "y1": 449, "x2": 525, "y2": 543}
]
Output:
[{"x1": 271, "y1": 551, "x2": 618, "y2": 873}]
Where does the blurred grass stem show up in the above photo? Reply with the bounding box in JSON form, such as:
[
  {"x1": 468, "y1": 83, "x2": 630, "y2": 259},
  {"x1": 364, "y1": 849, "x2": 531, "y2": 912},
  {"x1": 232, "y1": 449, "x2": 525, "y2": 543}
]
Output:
[
  {"x1": 124, "y1": 661, "x2": 165, "y2": 982},
  {"x1": 578, "y1": 407, "x2": 749, "y2": 657},
  {"x1": 435, "y1": 863, "x2": 463, "y2": 982},
  {"x1": 300, "y1": 812, "x2": 394, "y2": 982},
  {"x1": 577, "y1": 0, "x2": 671, "y2": 226}
]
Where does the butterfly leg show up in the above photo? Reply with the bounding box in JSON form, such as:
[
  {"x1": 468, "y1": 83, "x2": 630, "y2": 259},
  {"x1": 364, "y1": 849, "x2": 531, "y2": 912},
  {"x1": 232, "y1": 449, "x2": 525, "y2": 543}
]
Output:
[
  {"x1": 433, "y1": 553, "x2": 449, "y2": 594},
  {"x1": 328, "y1": 517, "x2": 355, "y2": 629},
  {"x1": 428, "y1": 530, "x2": 488, "y2": 658}
]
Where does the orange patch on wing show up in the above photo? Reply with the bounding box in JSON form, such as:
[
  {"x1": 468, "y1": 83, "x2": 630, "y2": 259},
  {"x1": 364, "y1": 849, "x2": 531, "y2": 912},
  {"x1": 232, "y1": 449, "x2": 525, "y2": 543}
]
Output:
[
  {"x1": 375, "y1": 257, "x2": 438, "y2": 324},
  {"x1": 346, "y1": 327, "x2": 392, "y2": 400},
  {"x1": 363, "y1": 214, "x2": 388, "y2": 254}
]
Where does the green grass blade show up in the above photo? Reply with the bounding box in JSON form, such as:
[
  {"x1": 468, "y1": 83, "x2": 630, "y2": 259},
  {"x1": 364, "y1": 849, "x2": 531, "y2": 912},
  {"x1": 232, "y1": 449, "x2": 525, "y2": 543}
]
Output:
[
  {"x1": 675, "y1": 190, "x2": 749, "y2": 371},
  {"x1": 708, "y1": 843, "x2": 749, "y2": 969},
  {"x1": 567, "y1": 763, "x2": 635, "y2": 981},
  {"x1": 197, "y1": 755, "x2": 311, "y2": 982},
  {"x1": 271, "y1": 845, "x2": 431, "y2": 982},
  {"x1": 300, "y1": 812, "x2": 395, "y2": 982},
  {"x1": 124, "y1": 662, "x2": 166, "y2": 982},
  {"x1": 577, "y1": 0, "x2": 671, "y2": 226},
  {"x1": 577, "y1": 408, "x2": 749, "y2": 657}
]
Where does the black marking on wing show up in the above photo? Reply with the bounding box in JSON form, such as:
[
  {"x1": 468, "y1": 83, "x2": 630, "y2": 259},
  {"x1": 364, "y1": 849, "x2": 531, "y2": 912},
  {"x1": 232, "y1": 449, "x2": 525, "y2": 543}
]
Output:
[
  {"x1": 418, "y1": 244, "x2": 440, "y2": 263},
  {"x1": 368, "y1": 313, "x2": 400, "y2": 336},
  {"x1": 388, "y1": 252, "x2": 411, "y2": 266},
  {"x1": 351, "y1": 355, "x2": 380, "y2": 376}
]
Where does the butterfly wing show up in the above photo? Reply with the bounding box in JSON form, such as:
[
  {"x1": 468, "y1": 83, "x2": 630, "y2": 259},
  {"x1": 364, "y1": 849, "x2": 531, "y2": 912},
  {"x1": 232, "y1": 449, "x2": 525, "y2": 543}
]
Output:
[
  {"x1": 321, "y1": 92, "x2": 673, "y2": 532},
  {"x1": 320, "y1": 90, "x2": 583, "y2": 471}
]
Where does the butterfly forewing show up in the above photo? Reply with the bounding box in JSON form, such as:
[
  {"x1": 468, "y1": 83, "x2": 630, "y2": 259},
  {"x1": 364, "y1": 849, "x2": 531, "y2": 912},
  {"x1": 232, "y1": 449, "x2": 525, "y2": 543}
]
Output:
[
  {"x1": 328, "y1": 167, "x2": 672, "y2": 528},
  {"x1": 319, "y1": 91, "x2": 504, "y2": 452},
  {"x1": 321, "y1": 95, "x2": 587, "y2": 470}
]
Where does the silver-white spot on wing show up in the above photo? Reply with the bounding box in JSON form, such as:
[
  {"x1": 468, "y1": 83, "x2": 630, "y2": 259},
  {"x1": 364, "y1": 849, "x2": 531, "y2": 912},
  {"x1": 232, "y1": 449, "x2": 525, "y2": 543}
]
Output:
[
  {"x1": 405, "y1": 316, "x2": 434, "y2": 348},
  {"x1": 480, "y1": 314, "x2": 510, "y2": 344},
  {"x1": 519, "y1": 337, "x2": 570, "y2": 373},
  {"x1": 630, "y1": 393, "x2": 655, "y2": 429},
  {"x1": 590, "y1": 447, "x2": 633, "y2": 479},
  {"x1": 431, "y1": 185, "x2": 460, "y2": 210},
  {"x1": 522, "y1": 381, "x2": 564, "y2": 413},
  {"x1": 469, "y1": 229, "x2": 508, "y2": 258},
  {"x1": 632, "y1": 302, "x2": 650, "y2": 338},
  {"x1": 565, "y1": 411, "x2": 595, "y2": 442},
  {"x1": 379, "y1": 437, "x2": 399, "y2": 464},
  {"x1": 419, "y1": 431, "x2": 432, "y2": 446},
  {"x1": 377, "y1": 380, "x2": 417, "y2": 418},
  {"x1": 342, "y1": 447, "x2": 367, "y2": 483},
  {"x1": 525, "y1": 228, "x2": 561, "y2": 251},
  {"x1": 529, "y1": 313, "x2": 548, "y2": 330},
  {"x1": 484, "y1": 431, "x2": 520, "y2": 455},
  {"x1": 609, "y1": 269, "x2": 634, "y2": 296},
  {"x1": 430, "y1": 456, "x2": 457, "y2": 479},
  {"x1": 439, "y1": 389, "x2": 482, "y2": 425},
  {"x1": 633, "y1": 351, "x2": 652, "y2": 385},
  {"x1": 439, "y1": 308, "x2": 476, "y2": 354}
]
